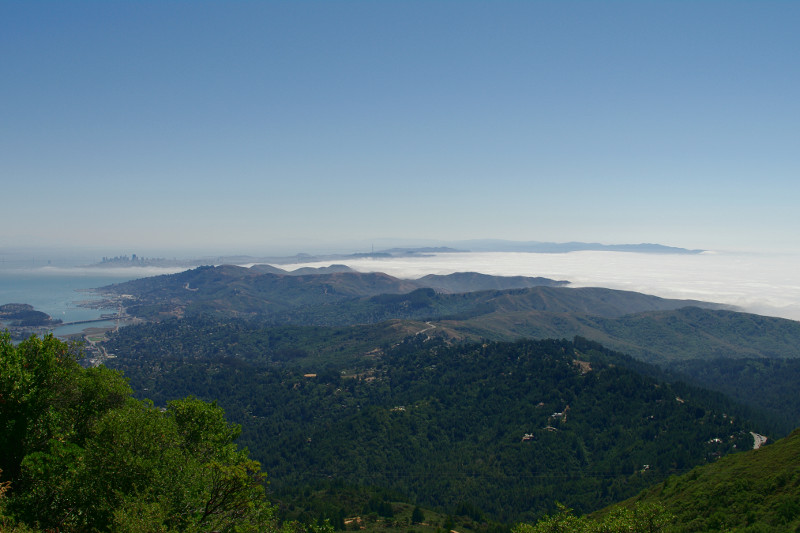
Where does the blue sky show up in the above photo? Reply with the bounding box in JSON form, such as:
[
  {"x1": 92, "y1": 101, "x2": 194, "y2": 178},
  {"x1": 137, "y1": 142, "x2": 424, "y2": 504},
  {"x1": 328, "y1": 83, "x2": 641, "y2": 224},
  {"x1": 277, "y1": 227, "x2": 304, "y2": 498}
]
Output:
[{"x1": 2, "y1": 1, "x2": 798, "y2": 255}]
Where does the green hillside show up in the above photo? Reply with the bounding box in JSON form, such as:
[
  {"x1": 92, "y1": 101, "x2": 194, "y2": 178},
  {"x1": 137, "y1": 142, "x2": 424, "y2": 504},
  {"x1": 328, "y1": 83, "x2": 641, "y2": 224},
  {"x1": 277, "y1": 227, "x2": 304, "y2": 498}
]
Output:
[
  {"x1": 105, "y1": 331, "x2": 767, "y2": 523},
  {"x1": 97, "y1": 267, "x2": 800, "y2": 370},
  {"x1": 607, "y1": 428, "x2": 800, "y2": 531},
  {"x1": 102, "y1": 306, "x2": 800, "y2": 435},
  {"x1": 97, "y1": 266, "x2": 716, "y2": 323},
  {"x1": 84, "y1": 266, "x2": 800, "y2": 528},
  {"x1": 444, "y1": 305, "x2": 800, "y2": 363}
]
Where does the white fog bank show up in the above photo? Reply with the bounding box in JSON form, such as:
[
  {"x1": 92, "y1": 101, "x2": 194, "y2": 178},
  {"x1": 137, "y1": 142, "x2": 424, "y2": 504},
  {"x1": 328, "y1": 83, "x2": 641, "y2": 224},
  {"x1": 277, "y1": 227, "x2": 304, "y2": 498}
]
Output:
[{"x1": 275, "y1": 251, "x2": 800, "y2": 322}]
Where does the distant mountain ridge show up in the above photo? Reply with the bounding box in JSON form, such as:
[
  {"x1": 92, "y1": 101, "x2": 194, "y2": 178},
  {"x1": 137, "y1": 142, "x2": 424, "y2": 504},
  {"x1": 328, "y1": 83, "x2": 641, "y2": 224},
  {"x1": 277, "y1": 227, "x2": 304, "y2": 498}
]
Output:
[
  {"x1": 95, "y1": 264, "x2": 800, "y2": 367},
  {"x1": 83, "y1": 241, "x2": 703, "y2": 270},
  {"x1": 448, "y1": 240, "x2": 705, "y2": 254},
  {"x1": 97, "y1": 265, "x2": 707, "y2": 323},
  {"x1": 417, "y1": 271, "x2": 568, "y2": 292},
  {"x1": 443, "y1": 304, "x2": 800, "y2": 362},
  {"x1": 95, "y1": 265, "x2": 800, "y2": 369},
  {"x1": 96, "y1": 265, "x2": 566, "y2": 313}
]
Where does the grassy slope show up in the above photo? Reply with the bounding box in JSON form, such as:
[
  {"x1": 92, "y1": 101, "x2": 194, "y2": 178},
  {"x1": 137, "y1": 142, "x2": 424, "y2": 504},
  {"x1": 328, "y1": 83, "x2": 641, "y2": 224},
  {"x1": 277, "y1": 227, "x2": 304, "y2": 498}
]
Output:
[
  {"x1": 611, "y1": 429, "x2": 800, "y2": 531},
  {"x1": 450, "y1": 306, "x2": 800, "y2": 364}
]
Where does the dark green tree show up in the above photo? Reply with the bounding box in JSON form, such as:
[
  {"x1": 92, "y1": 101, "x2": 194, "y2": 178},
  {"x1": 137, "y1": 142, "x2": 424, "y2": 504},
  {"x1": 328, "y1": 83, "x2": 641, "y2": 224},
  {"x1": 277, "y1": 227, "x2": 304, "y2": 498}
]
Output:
[{"x1": 411, "y1": 505, "x2": 425, "y2": 524}]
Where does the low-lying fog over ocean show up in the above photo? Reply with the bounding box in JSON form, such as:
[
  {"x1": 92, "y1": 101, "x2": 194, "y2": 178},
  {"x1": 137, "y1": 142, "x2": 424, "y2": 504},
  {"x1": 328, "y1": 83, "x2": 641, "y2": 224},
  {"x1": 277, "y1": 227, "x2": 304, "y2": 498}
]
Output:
[
  {"x1": 273, "y1": 250, "x2": 800, "y2": 322},
  {"x1": 2, "y1": 249, "x2": 799, "y2": 326}
]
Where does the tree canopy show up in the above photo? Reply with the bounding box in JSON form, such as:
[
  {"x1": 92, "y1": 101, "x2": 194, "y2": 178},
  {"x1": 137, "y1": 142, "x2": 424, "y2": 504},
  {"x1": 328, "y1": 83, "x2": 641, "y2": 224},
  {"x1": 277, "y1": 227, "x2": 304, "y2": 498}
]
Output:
[{"x1": 0, "y1": 332, "x2": 287, "y2": 533}]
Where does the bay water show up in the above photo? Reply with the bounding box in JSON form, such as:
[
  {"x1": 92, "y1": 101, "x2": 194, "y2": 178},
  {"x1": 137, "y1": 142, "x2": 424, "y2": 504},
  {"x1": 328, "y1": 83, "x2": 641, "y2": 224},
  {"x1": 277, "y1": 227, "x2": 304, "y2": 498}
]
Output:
[{"x1": 0, "y1": 265, "x2": 186, "y2": 337}]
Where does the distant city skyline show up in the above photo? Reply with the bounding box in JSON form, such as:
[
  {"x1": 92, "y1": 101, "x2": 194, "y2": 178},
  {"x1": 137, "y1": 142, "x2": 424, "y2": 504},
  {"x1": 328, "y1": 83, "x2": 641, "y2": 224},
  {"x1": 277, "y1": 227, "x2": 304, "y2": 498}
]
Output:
[{"x1": 2, "y1": 2, "x2": 798, "y2": 254}]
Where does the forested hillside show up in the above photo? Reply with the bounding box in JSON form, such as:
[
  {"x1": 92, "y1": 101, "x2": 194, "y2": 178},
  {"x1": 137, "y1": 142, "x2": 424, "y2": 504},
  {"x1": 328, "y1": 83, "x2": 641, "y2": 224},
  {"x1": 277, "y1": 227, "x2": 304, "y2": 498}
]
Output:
[
  {"x1": 105, "y1": 331, "x2": 767, "y2": 523},
  {"x1": 86, "y1": 265, "x2": 800, "y2": 527},
  {"x1": 104, "y1": 311, "x2": 800, "y2": 434}
]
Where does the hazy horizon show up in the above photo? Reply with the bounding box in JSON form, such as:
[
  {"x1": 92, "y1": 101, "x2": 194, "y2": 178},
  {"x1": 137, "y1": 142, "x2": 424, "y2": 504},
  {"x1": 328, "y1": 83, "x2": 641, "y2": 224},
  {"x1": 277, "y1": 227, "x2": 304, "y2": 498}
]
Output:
[{"x1": 0, "y1": 237, "x2": 782, "y2": 269}]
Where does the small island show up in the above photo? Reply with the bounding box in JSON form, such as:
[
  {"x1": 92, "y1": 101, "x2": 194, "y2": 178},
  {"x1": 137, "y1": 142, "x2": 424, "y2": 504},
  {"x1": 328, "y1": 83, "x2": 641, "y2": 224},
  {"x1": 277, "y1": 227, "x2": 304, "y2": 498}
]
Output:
[
  {"x1": 0, "y1": 303, "x2": 63, "y2": 340},
  {"x1": 0, "y1": 303, "x2": 62, "y2": 327}
]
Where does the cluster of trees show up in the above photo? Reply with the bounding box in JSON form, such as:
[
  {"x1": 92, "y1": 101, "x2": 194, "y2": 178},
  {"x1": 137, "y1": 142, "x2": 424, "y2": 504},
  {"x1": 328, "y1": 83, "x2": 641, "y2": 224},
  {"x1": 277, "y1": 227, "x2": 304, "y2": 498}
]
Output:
[
  {"x1": 103, "y1": 315, "x2": 415, "y2": 369},
  {"x1": 674, "y1": 357, "x2": 800, "y2": 433},
  {"x1": 104, "y1": 322, "x2": 765, "y2": 524},
  {"x1": 513, "y1": 503, "x2": 672, "y2": 533},
  {"x1": 0, "y1": 333, "x2": 321, "y2": 533}
]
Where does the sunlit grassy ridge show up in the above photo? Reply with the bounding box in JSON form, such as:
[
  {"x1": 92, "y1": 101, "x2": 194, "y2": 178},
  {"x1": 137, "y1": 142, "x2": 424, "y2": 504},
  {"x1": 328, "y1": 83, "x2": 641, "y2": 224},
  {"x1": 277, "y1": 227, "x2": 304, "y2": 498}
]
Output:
[{"x1": 608, "y1": 429, "x2": 800, "y2": 531}]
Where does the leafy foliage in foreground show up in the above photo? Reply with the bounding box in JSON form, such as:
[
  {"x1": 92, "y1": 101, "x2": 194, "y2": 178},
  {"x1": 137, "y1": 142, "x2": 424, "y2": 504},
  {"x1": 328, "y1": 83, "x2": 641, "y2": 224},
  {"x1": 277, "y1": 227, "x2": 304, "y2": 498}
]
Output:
[
  {"x1": 0, "y1": 332, "x2": 289, "y2": 533},
  {"x1": 514, "y1": 502, "x2": 673, "y2": 533}
]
